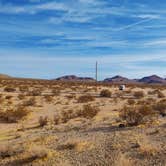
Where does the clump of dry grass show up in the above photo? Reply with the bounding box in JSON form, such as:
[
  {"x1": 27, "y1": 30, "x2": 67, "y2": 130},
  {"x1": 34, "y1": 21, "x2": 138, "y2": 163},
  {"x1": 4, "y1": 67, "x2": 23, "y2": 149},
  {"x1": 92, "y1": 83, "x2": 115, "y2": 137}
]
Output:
[
  {"x1": 138, "y1": 142, "x2": 159, "y2": 157},
  {"x1": 77, "y1": 95, "x2": 95, "y2": 103},
  {"x1": 100, "y1": 89, "x2": 112, "y2": 97}
]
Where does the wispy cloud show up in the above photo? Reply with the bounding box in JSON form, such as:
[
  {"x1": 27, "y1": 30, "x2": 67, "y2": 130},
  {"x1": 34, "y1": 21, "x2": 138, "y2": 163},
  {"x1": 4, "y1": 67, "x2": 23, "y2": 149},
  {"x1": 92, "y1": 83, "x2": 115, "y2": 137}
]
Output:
[{"x1": 144, "y1": 39, "x2": 166, "y2": 47}]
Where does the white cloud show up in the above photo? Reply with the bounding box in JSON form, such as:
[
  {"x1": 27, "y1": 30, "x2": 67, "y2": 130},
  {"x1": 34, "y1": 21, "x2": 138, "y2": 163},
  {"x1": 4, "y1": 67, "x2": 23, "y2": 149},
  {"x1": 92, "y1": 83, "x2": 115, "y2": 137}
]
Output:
[
  {"x1": 136, "y1": 14, "x2": 160, "y2": 19},
  {"x1": 144, "y1": 39, "x2": 166, "y2": 46},
  {"x1": 36, "y1": 2, "x2": 67, "y2": 11},
  {"x1": 86, "y1": 40, "x2": 128, "y2": 47}
]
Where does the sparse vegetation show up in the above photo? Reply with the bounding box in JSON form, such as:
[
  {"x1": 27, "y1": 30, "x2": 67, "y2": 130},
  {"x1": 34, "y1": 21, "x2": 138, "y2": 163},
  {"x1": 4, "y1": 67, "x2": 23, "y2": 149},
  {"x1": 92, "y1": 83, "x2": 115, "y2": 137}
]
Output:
[
  {"x1": 119, "y1": 105, "x2": 155, "y2": 126},
  {"x1": 77, "y1": 95, "x2": 95, "y2": 103},
  {"x1": 38, "y1": 116, "x2": 48, "y2": 127},
  {"x1": 133, "y1": 91, "x2": 145, "y2": 99},
  {"x1": 4, "y1": 87, "x2": 16, "y2": 92},
  {"x1": 0, "y1": 78, "x2": 165, "y2": 166},
  {"x1": 100, "y1": 89, "x2": 112, "y2": 97},
  {"x1": 78, "y1": 104, "x2": 100, "y2": 119},
  {"x1": 0, "y1": 106, "x2": 29, "y2": 123}
]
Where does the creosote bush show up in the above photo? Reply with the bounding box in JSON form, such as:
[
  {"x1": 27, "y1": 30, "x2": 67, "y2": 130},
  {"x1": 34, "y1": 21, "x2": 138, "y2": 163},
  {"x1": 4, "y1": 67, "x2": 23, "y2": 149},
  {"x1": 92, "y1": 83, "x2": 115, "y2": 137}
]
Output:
[
  {"x1": 77, "y1": 95, "x2": 95, "y2": 103},
  {"x1": 157, "y1": 91, "x2": 165, "y2": 98},
  {"x1": 133, "y1": 91, "x2": 145, "y2": 99},
  {"x1": 4, "y1": 87, "x2": 16, "y2": 92},
  {"x1": 38, "y1": 116, "x2": 48, "y2": 127},
  {"x1": 0, "y1": 106, "x2": 29, "y2": 123},
  {"x1": 52, "y1": 89, "x2": 60, "y2": 95},
  {"x1": 153, "y1": 100, "x2": 166, "y2": 116},
  {"x1": 78, "y1": 104, "x2": 100, "y2": 119},
  {"x1": 100, "y1": 89, "x2": 112, "y2": 97},
  {"x1": 119, "y1": 105, "x2": 155, "y2": 126},
  {"x1": 127, "y1": 99, "x2": 135, "y2": 105},
  {"x1": 22, "y1": 97, "x2": 36, "y2": 106}
]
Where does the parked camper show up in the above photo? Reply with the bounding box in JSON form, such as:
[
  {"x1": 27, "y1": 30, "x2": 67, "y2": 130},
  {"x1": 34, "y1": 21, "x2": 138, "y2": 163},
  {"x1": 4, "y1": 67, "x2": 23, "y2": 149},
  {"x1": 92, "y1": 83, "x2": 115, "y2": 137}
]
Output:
[{"x1": 119, "y1": 85, "x2": 125, "y2": 91}]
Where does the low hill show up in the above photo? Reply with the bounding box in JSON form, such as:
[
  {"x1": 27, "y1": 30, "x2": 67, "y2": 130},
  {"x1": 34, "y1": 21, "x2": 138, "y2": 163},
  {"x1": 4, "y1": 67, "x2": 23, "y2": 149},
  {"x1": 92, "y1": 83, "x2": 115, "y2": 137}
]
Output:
[
  {"x1": 55, "y1": 75, "x2": 95, "y2": 82},
  {"x1": 138, "y1": 75, "x2": 166, "y2": 84},
  {"x1": 103, "y1": 75, "x2": 136, "y2": 84},
  {"x1": 0, "y1": 73, "x2": 11, "y2": 79}
]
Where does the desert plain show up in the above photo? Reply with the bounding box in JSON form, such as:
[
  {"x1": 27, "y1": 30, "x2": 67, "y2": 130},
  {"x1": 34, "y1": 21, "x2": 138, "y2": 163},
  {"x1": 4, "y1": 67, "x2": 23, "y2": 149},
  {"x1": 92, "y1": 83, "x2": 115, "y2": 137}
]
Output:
[{"x1": 0, "y1": 78, "x2": 166, "y2": 166}]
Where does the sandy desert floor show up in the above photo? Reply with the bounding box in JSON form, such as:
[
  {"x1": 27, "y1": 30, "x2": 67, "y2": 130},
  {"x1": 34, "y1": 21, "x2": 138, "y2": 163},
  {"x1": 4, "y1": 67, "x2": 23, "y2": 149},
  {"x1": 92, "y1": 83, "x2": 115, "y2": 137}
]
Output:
[{"x1": 0, "y1": 79, "x2": 166, "y2": 166}]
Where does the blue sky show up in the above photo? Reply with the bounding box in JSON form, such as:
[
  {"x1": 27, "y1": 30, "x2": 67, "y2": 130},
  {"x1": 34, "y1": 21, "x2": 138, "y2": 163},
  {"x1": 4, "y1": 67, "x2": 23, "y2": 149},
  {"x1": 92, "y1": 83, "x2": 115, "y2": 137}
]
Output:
[{"x1": 0, "y1": 0, "x2": 166, "y2": 79}]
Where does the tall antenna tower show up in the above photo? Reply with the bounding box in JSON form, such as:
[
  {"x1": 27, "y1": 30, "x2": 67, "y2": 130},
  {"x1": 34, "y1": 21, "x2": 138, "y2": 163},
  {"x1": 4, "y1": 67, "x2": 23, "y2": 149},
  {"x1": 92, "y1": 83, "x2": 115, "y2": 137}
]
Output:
[{"x1": 95, "y1": 61, "x2": 98, "y2": 82}]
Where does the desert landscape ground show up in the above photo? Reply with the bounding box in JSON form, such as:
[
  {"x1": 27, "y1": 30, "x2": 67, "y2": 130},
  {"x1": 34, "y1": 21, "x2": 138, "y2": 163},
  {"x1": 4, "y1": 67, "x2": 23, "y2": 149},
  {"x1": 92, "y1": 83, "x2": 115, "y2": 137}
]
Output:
[{"x1": 0, "y1": 78, "x2": 165, "y2": 166}]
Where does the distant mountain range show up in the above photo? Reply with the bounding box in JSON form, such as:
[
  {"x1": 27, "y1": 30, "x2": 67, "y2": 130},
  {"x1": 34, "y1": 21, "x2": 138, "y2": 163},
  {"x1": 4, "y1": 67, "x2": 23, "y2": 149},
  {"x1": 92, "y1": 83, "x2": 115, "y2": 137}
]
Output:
[
  {"x1": 55, "y1": 75, "x2": 166, "y2": 84},
  {"x1": 0, "y1": 73, "x2": 166, "y2": 84}
]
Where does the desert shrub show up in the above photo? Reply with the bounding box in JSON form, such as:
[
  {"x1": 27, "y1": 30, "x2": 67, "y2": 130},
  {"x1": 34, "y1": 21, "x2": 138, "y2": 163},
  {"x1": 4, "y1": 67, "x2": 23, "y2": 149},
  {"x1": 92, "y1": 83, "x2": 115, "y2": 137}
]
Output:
[
  {"x1": 119, "y1": 105, "x2": 155, "y2": 126},
  {"x1": 138, "y1": 142, "x2": 158, "y2": 157},
  {"x1": 148, "y1": 90, "x2": 158, "y2": 95},
  {"x1": 100, "y1": 89, "x2": 112, "y2": 97},
  {"x1": 125, "y1": 90, "x2": 132, "y2": 94},
  {"x1": 0, "y1": 144, "x2": 24, "y2": 159},
  {"x1": 136, "y1": 99, "x2": 153, "y2": 105},
  {"x1": 4, "y1": 87, "x2": 16, "y2": 92},
  {"x1": 78, "y1": 105, "x2": 100, "y2": 119},
  {"x1": 22, "y1": 97, "x2": 36, "y2": 106},
  {"x1": 157, "y1": 91, "x2": 165, "y2": 98},
  {"x1": 38, "y1": 116, "x2": 48, "y2": 127},
  {"x1": 127, "y1": 99, "x2": 135, "y2": 105},
  {"x1": 0, "y1": 106, "x2": 29, "y2": 123},
  {"x1": 153, "y1": 100, "x2": 166, "y2": 116},
  {"x1": 57, "y1": 142, "x2": 76, "y2": 150},
  {"x1": 3, "y1": 146, "x2": 48, "y2": 165},
  {"x1": 53, "y1": 105, "x2": 100, "y2": 125},
  {"x1": 65, "y1": 94, "x2": 75, "y2": 100},
  {"x1": 18, "y1": 94, "x2": 25, "y2": 100},
  {"x1": 5, "y1": 95, "x2": 13, "y2": 100},
  {"x1": 77, "y1": 95, "x2": 94, "y2": 103},
  {"x1": 44, "y1": 95, "x2": 54, "y2": 103},
  {"x1": 29, "y1": 89, "x2": 41, "y2": 96},
  {"x1": 19, "y1": 86, "x2": 29, "y2": 93},
  {"x1": 53, "y1": 115, "x2": 59, "y2": 125},
  {"x1": 52, "y1": 89, "x2": 60, "y2": 95},
  {"x1": 133, "y1": 91, "x2": 145, "y2": 99}
]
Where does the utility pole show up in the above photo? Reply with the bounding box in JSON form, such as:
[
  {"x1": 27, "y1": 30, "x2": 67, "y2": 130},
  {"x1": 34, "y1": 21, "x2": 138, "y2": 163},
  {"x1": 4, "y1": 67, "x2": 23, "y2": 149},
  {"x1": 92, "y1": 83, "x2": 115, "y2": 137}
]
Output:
[{"x1": 95, "y1": 61, "x2": 98, "y2": 82}]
